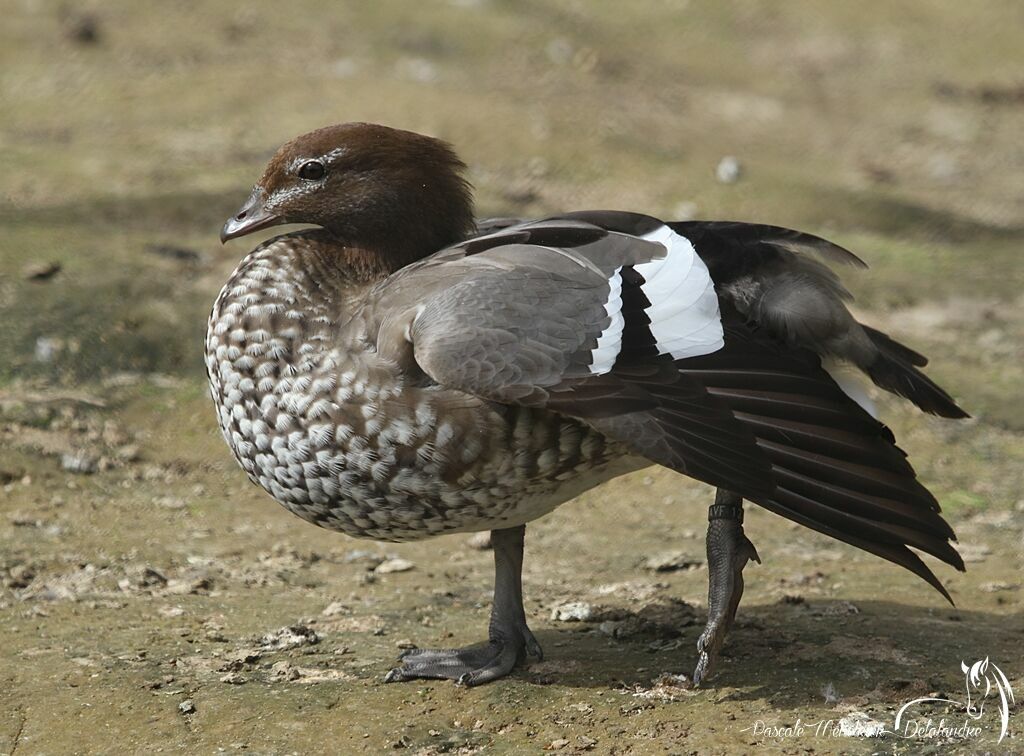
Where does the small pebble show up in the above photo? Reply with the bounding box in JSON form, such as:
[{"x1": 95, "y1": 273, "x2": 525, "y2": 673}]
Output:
[
  {"x1": 269, "y1": 661, "x2": 300, "y2": 681},
  {"x1": 35, "y1": 337, "x2": 63, "y2": 363},
  {"x1": 24, "y1": 262, "x2": 62, "y2": 281},
  {"x1": 550, "y1": 601, "x2": 593, "y2": 622},
  {"x1": 321, "y1": 601, "x2": 350, "y2": 616},
  {"x1": 375, "y1": 557, "x2": 415, "y2": 574},
  {"x1": 716, "y1": 155, "x2": 742, "y2": 184},
  {"x1": 642, "y1": 551, "x2": 702, "y2": 573},
  {"x1": 61, "y1": 452, "x2": 98, "y2": 475},
  {"x1": 65, "y1": 14, "x2": 100, "y2": 44},
  {"x1": 256, "y1": 625, "x2": 320, "y2": 651}
]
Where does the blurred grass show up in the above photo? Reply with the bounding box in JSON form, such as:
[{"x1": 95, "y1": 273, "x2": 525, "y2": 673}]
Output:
[{"x1": 3, "y1": 0, "x2": 1020, "y2": 421}]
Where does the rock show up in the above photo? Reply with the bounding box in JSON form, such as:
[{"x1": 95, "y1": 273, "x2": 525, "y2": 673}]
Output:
[
  {"x1": 592, "y1": 580, "x2": 665, "y2": 602},
  {"x1": 715, "y1": 156, "x2": 742, "y2": 184},
  {"x1": 153, "y1": 496, "x2": 186, "y2": 510},
  {"x1": 817, "y1": 600, "x2": 860, "y2": 616},
  {"x1": 64, "y1": 13, "x2": 101, "y2": 45},
  {"x1": 220, "y1": 672, "x2": 246, "y2": 685},
  {"x1": 178, "y1": 699, "x2": 195, "y2": 715},
  {"x1": 61, "y1": 452, "x2": 98, "y2": 474},
  {"x1": 144, "y1": 244, "x2": 201, "y2": 263},
  {"x1": 642, "y1": 551, "x2": 702, "y2": 573},
  {"x1": 550, "y1": 601, "x2": 594, "y2": 622},
  {"x1": 224, "y1": 648, "x2": 262, "y2": 666},
  {"x1": 116, "y1": 445, "x2": 141, "y2": 462},
  {"x1": 321, "y1": 601, "x2": 350, "y2": 617},
  {"x1": 630, "y1": 673, "x2": 693, "y2": 701},
  {"x1": 256, "y1": 625, "x2": 321, "y2": 651},
  {"x1": 345, "y1": 550, "x2": 386, "y2": 570},
  {"x1": 205, "y1": 628, "x2": 229, "y2": 643},
  {"x1": 653, "y1": 672, "x2": 691, "y2": 689},
  {"x1": 119, "y1": 566, "x2": 168, "y2": 593},
  {"x1": 374, "y1": 557, "x2": 415, "y2": 574},
  {"x1": 164, "y1": 576, "x2": 212, "y2": 595},
  {"x1": 269, "y1": 661, "x2": 301, "y2": 681},
  {"x1": 34, "y1": 337, "x2": 64, "y2": 363},
  {"x1": 24, "y1": 262, "x2": 61, "y2": 281}
]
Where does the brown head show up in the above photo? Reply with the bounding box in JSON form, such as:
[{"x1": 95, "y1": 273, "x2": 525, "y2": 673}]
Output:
[{"x1": 221, "y1": 123, "x2": 474, "y2": 269}]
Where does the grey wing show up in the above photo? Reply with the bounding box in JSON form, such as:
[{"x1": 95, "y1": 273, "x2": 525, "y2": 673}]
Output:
[{"x1": 388, "y1": 220, "x2": 676, "y2": 414}]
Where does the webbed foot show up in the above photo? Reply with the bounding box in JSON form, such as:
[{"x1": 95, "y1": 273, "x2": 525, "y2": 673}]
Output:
[
  {"x1": 383, "y1": 524, "x2": 541, "y2": 686},
  {"x1": 385, "y1": 627, "x2": 542, "y2": 686}
]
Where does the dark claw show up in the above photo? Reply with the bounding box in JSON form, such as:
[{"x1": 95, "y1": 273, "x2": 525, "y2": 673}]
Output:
[{"x1": 524, "y1": 629, "x2": 544, "y2": 661}]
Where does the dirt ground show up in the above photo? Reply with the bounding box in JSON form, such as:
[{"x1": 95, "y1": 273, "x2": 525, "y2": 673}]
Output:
[{"x1": 2, "y1": 1, "x2": 1023, "y2": 754}]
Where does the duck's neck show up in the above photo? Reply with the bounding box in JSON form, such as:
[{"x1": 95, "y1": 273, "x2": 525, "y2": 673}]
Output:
[
  {"x1": 277, "y1": 229, "x2": 409, "y2": 284},
  {"x1": 319, "y1": 222, "x2": 469, "y2": 278}
]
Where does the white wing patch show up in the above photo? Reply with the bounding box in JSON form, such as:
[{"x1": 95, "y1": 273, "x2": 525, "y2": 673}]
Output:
[
  {"x1": 635, "y1": 225, "x2": 724, "y2": 360},
  {"x1": 590, "y1": 267, "x2": 625, "y2": 374}
]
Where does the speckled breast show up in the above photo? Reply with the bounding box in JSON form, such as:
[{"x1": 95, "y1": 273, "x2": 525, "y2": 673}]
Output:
[{"x1": 206, "y1": 238, "x2": 640, "y2": 542}]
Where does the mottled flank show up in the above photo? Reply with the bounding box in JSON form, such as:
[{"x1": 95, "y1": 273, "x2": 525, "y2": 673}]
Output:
[{"x1": 206, "y1": 233, "x2": 640, "y2": 542}]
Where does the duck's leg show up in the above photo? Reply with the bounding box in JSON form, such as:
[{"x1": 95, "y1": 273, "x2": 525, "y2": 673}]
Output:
[
  {"x1": 692, "y1": 489, "x2": 760, "y2": 686},
  {"x1": 384, "y1": 524, "x2": 542, "y2": 687}
]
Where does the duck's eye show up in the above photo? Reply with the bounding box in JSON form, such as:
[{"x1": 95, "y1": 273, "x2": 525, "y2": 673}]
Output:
[{"x1": 298, "y1": 160, "x2": 326, "y2": 180}]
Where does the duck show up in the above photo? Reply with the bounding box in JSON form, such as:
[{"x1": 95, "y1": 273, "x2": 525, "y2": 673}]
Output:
[{"x1": 208, "y1": 122, "x2": 967, "y2": 687}]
